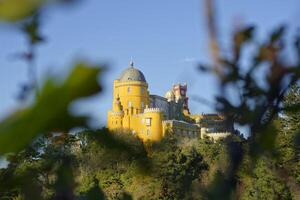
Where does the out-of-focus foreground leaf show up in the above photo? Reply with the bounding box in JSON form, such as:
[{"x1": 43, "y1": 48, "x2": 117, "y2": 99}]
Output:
[
  {"x1": 0, "y1": 0, "x2": 79, "y2": 22},
  {"x1": 0, "y1": 62, "x2": 102, "y2": 155},
  {"x1": 22, "y1": 14, "x2": 44, "y2": 45},
  {"x1": 0, "y1": 0, "x2": 44, "y2": 21}
]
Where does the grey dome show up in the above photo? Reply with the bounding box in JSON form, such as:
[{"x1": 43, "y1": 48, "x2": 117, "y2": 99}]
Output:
[{"x1": 118, "y1": 63, "x2": 146, "y2": 82}]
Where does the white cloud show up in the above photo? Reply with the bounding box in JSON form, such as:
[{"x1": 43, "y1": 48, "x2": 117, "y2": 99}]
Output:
[{"x1": 181, "y1": 57, "x2": 198, "y2": 63}]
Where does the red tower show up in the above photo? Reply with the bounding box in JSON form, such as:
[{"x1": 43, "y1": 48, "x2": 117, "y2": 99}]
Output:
[{"x1": 172, "y1": 83, "x2": 190, "y2": 114}]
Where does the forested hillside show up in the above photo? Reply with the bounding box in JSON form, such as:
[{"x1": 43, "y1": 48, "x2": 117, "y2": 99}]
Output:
[{"x1": 0, "y1": 85, "x2": 299, "y2": 199}]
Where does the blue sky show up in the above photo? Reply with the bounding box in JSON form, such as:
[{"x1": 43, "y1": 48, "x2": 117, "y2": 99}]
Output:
[{"x1": 0, "y1": 0, "x2": 299, "y2": 128}]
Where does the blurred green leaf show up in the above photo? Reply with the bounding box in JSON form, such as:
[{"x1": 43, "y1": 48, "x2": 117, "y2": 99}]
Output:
[
  {"x1": 0, "y1": 0, "x2": 79, "y2": 22},
  {"x1": 256, "y1": 123, "x2": 278, "y2": 151},
  {"x1": 0, "y1": 62, "x2": 102, "y2": 155},
  {"x1": 22, "y1": 14, "x2": 44, "y2": 45},
  {"x1": 234, "y1": 26, "x2": 254, "y2": 46},
  {"x1": 198, "y1": 64, "x2": 211, "y2": 72},
  {"x1": 270, "y1": 25, "x2": 285, "y2": 43},
  {"x1": 0, "y1": 0, "x2": 44, "y2": 22}
]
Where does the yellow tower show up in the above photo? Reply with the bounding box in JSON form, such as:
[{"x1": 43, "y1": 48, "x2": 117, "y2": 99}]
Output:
[
  {"x1": 108, "y1": 61, "x2": 152, "y2": 133},
  {"x1": 139, "y1": 108, "x2": 163, "y2": 141},
  {"x1": 107, "y1": 95, "x2": 124, "y2": 130}
]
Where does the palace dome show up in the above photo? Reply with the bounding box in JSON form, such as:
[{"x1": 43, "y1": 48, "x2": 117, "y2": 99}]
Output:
[{"x1": 118, "y1": 61, "x2": 146, "y2": 82}]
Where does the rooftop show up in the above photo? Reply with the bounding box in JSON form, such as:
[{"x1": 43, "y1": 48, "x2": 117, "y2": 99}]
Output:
[{"x1": 118, "y1": 61, "x2": 146, "y2": 82}]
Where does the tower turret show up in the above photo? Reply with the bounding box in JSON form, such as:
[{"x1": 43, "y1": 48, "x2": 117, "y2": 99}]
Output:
[
  {"x1": 113, "y1": 95, "x2": 123, "y2": 112},
  {"x1": 172, "y1": 83, "x2": 190, "y2": 114}
]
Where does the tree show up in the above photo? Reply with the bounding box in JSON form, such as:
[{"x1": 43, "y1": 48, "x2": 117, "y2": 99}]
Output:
[
  {"x1": 276, "y1": 84, "x2": 300, "y2": 184},
  {"x1": 241, "y1": 157, "x2": 291, "y2": 200}
]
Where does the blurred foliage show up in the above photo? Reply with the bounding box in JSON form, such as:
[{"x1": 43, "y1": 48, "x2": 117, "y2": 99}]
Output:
[
  {"x1": 0, "y1": 0, "x2": 43, "y2": 22},
  {"x1": 21, "y1": 14, "x2": 44, "y2": 45},
  {"x1": 0, "y1": 62, "x2": 102, "y2": 155},
  {"x1": 199, "y1": 23, "x2": 300, "y2": 200},
  {"x1": 0, "y1": 0, "x2": 78, "y2": 22},
  {"x1": 200, "y1": 24, "x2": 300, "y2": 154}
]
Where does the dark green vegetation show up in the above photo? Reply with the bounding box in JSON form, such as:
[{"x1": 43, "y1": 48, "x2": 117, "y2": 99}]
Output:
[
  {"x1": 1, "y1": 91, "x2": 300, "y2": 200},
  {"x1": 0, "y1": 130, "x2": 206, "y2": 199},
  {"x1": 0, "y1": 85, "x2": 299, "y2": 199},
  {"x1": 1, "y1": 0, "x2": 300, "y2": 199}
]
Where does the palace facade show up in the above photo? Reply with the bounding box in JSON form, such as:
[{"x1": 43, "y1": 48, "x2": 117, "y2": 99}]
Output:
[{"x1": 107, "y1": 62, "x2": 233, "y2": 142}]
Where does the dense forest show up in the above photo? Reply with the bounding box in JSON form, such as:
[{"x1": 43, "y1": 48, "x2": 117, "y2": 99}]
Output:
[
  {"x1": 0, "y1": 85, "x2": 299, "y2": 199},
  {"x1": 1, "y1": 0, "x2": 300, "y2": 199}
]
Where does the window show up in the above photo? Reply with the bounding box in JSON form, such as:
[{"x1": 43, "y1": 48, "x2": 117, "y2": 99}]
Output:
[
  {"x1": 141, "y1": 101, "x2": 144, "y2": 108},
  {"x1": 145, "y1": 118, "x2": 151, "y2": 126},
  {"x1": 141, "y1": 87, "x2": 144, "y2": 93},
  {"x1": 127, "y1": 87, "x2": 131, "y2": 93},
  {"x1": 128, "y1": 101, "x2": 132, "y2": 107},
  {"x1": 147, "y1": 129, "x2": 150, "y2": 136}
]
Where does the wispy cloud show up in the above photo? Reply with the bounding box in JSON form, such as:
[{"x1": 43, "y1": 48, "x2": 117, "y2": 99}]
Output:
[{"x1": 181, "y1": 57, "x2": 198, "y2": 63}]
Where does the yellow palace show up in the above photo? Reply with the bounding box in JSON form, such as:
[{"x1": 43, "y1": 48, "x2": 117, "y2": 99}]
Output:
[{"x1": 107, "y1": 61, "x2": 233, "y2": 142}]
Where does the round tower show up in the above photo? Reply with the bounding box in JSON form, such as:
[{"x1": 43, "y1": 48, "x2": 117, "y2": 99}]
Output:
[
  {"x1": 114, "y1": 61, "x2": 149, "y2": 115},
  {"x1": 139, "y1": 108, "x2": 163, "y2": 141}
]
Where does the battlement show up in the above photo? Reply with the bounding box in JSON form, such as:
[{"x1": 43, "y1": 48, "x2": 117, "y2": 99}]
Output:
[
  {"x1": 143, "y1": 107, "x2": 162, "y2": 113},
  {"x1": 201, "y1": 113, "x2": 225, "y2": 118},
  {"x1": 205, "y1": 131, "x2": 231, "y2": 135}
]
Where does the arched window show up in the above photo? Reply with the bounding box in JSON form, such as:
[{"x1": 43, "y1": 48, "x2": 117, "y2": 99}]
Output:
[
  {"x1": 128, "y1": 101, "x2": 132, "y2": 107},
  {"x1": 141, "y1": 101, "x2": 144, "y2": 108},
  {"x1": 127, "y1": 87, "x2": 131, "y2": 93}
]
